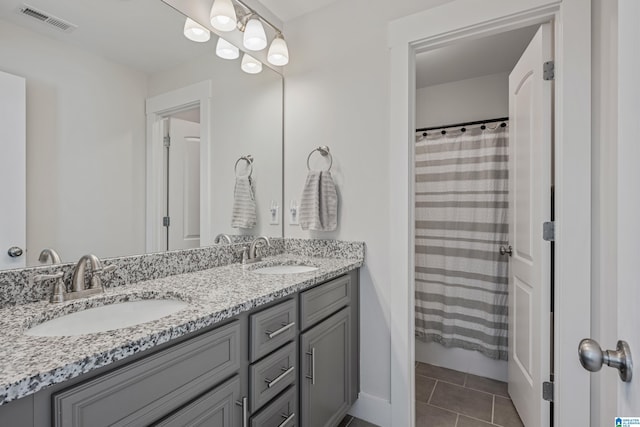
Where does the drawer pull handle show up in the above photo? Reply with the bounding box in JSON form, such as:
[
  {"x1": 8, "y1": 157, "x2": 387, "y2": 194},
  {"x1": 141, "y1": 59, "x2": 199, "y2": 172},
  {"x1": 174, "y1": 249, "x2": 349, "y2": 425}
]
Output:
[
  {"x1": 265, "y1": 366, "x2": 295, "y2": 388},
  {"x1": 278, "y1": 412, "x2": 296, "y2": 427},
  {"x1": 305, "y1": 347, "x2": 316, "y2": 385},
  {"x1": 235, "y1": 396, "x2": 248, "y2": 427},
  {"x1": 266, "y1": 322, "x2": 295, "y2": 339}
]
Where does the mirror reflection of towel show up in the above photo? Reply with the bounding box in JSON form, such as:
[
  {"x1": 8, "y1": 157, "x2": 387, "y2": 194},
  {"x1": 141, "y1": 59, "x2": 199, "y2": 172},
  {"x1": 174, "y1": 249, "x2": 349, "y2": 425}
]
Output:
[
  {"x1": 231, "y1": 176, "x2": 257, "y2": 228},
  {"x1": 299, "y1": 171, "x2": 337, "y2": 231}
]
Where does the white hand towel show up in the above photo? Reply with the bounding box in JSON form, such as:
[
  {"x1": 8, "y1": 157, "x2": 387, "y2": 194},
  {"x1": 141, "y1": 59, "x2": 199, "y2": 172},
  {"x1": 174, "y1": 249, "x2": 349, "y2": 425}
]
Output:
[
  {"x1": 299, "y1": 170, "x2": 338, "y2": 231},
  {"x1": 231, "y1": 176, "x2": 257, "y2": 229}
]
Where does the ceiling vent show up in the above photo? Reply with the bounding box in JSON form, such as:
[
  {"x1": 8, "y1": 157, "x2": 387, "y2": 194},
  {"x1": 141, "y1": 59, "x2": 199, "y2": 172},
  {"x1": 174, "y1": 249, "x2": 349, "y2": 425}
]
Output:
[{"x1": 17, "y1": 4, "x2": 78, "y2": 33}]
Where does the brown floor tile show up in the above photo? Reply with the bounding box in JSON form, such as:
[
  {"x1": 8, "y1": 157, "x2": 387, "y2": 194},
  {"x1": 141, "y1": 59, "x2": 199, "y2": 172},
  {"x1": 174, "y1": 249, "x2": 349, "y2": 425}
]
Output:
[
  {"x1": 465, "y1": 373, "x2": 510, "y2": 398},
  {"x1": 337, "y1": 415, "x2": 353, "y2": 427},
  {"x1": 416, "y1": 402, "x2": 458, "y2": 427},
  {"x1": 415, "y1": 362, "x2": 466, "y2": 385},
  {"x1": 415, "y1": 375, "x2": 437, "y2": 403},
  {"x1": 457, "y1": 416, "x2": 497, "y2": 427},
  {"x1": 429, "y1": 381, "x2": 493, "y2": 422},
  {"x1": 349, "y1": 418, "x2": 380, "y2": 427},
  {"x1": 493, "y1": 396, "x2": 524, "y2": 427}
]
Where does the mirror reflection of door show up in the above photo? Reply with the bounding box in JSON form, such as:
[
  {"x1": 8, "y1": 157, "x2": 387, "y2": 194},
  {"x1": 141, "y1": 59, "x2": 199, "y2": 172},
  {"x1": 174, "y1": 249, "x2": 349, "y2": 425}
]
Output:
[
  {"x1": 0, "y1": 70, "x2": 26, "y2": 269},
  {"x1": 163, "y1": 108, "x2": 201, "y2": 251}
]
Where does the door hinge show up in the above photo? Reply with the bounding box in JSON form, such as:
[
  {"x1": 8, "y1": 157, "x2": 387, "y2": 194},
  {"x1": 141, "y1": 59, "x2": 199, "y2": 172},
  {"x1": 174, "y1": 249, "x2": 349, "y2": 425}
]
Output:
[
  {"x1": 543, "y1": 221, "x2": 555, "y2": 242},
  {"x1": 542, "y1": 381, "x2": 554, "y2": 402},
  {"x1": 163, "y1": 136, "x2": 171, "y2": 147},
  {"x1": 163, "y1": 216, "x2": 170, "y2": 227},
  {"x1": 543, "y1": 61, "x2": 555, "y2": 81}
]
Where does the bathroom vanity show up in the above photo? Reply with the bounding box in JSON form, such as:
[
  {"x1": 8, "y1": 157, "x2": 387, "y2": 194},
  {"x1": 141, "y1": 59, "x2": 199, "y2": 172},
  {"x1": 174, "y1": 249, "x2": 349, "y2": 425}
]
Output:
[{"x1": 0, "y1": 244, "x2": 362, "y2": 427}]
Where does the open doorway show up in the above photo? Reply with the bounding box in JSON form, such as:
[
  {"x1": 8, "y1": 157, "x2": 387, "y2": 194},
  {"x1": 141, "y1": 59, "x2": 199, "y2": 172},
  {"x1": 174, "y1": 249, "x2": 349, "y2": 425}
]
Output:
[
  {"x1": 413, "y1": 24, "x2": 552, "y2": 427},
  {"x1": 162, "y1": 107, "x2": 201, "y2": 251}
]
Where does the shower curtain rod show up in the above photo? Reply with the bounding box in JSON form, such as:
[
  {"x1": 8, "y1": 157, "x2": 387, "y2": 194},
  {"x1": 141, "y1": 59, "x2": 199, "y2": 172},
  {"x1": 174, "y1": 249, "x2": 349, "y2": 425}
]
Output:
[{"x1": 416, "y1": 116, "x2": 509, "y2": 133}]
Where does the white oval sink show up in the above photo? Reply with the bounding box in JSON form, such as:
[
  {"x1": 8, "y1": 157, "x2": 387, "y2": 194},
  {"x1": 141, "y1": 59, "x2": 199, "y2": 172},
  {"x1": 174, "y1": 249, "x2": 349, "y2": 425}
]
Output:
[
  {"x1": 252, "y1": 265, "x2": 318, "y2": 275},
  {"x1": 25, "y1": 299, "x2": 188, "y2": 337}
]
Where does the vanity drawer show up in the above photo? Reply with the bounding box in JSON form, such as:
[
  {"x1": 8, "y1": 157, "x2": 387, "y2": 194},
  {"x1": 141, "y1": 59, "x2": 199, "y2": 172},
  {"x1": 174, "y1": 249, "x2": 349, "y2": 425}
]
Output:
[
  {"x1": 250, "y1": 386, "x2": 297, "y2": 427},
  {"x1": 250, "y1": 299, "x2": 296, "y2": 362},
  {"x1": 250, "y1": 342, "x2": 296, "y2": 412},
  {"x1": 53, "y1": 321, "x2": 241, "y2": 427},
  {"x1": 300, "y1": 275, "x2": 351, "y2": 330}
]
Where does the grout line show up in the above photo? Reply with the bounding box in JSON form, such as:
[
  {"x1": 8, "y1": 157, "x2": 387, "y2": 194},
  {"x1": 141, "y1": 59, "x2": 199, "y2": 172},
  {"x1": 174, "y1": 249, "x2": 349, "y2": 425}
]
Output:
[
  {"x1": 454, "y1": 414, "x2": 460, "y2": 427},
  {"x1": 463, "y1": 373, "x2": 467, "y2": 387},
  {"x1": 427, "y1": 380, "x2": 438, "y2": 404},
  {"x1": 345, "y1": 417, "x2": 354, "y2": 427},
  {"x1": 491, "y1": 394, "x2": 496, "y2": 424},
  {"x1": 415, "y1": 373, "x2": 466, "y2": 389}
]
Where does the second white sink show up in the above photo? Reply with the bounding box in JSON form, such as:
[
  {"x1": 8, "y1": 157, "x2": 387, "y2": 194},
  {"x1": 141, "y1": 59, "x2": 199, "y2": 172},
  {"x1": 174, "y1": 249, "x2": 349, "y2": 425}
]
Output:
[
  {"x1": 252, "y1": 265, "x2": 318, "y2": 275},
  {"x1": 25, "y1": 299, "x2": 189, "y2": 337}
]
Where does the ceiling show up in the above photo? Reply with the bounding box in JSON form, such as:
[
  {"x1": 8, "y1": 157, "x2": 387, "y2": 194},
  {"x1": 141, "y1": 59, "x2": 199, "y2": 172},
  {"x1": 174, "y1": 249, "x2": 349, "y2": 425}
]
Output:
[
  {"x1": 416, "y1": 26, "x2": 539, "y2": 89},
  {"x1": 256, "y1": 0, "x2": 340, "y2": 22},
  {"x1": 0, "y1": 0, "x2": 213, "y2": 74}
]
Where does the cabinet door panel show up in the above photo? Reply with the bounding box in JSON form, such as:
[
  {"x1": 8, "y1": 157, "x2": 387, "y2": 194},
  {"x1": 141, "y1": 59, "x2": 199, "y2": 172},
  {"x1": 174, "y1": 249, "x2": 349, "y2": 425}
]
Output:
[
  {"x1": 300, "y1": 308, "x2": 351, "y2": 427},
  {"x1": 153, "y1": 375, "x2": 241, "y2": 427},
  {"x1": 300, "y1": 275, "x2": 350, "y2": 331},
  {"x1": 53, "y1": 321, "x2": 240, "y2": 427}
]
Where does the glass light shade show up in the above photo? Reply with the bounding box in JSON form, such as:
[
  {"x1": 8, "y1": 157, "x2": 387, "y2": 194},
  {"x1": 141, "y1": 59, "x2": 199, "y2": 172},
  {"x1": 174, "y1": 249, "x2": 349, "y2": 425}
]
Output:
[
  {"x1": 241, "y1": 53, "x2": 262, "y2": 74},
  {"x1": 216, "y1": 37, "x2": 239, "y2": 59},
  {"x1": 243, "y1": 18, "x2": 267, "y2": 51},
  {"x1": 267, "y1": 36, "x2": 289, "y2": 66},
  {"x1": 210, "y1": 0, "x2": 237, "y2": 32},
  {"x1": 183, "y1": 18, "x2": 210, "y2": 42}
]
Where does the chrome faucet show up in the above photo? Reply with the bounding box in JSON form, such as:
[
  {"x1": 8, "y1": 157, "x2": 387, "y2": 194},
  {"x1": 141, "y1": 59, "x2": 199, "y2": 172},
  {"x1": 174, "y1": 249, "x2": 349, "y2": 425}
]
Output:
[
  {"x1": 38, "y1": 248, "x2": 61, "y2": 265},
  {"x1": 248, "y1": 236, "x2": 271, "y2": 262},
  {"x1": 214, "y1": 233, "x2": 232, "y2": 244}
]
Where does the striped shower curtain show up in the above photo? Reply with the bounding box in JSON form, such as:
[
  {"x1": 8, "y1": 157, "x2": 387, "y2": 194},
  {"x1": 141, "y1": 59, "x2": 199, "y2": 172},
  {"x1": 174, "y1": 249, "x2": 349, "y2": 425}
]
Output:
[{"x1": 414, "y1": 124, "x2": 509, "y2": 360}]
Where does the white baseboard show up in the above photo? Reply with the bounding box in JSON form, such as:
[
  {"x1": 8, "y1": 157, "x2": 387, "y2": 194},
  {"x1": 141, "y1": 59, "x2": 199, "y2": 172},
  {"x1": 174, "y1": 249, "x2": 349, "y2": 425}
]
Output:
[{"x1": 348, "y1": 392, "x2": 391, "y2": 427}]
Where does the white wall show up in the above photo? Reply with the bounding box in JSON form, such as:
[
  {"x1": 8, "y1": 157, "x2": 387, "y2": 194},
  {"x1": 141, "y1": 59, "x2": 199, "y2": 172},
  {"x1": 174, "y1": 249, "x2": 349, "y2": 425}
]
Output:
[
  {"x1": 416, "y1": 72, "x2": 509, "y2": 128},
  {"x1": 414, "y1": 72, "x2": 509, "y2": 382},
  {"x1": 282, "y1": 0, "x2": 451, "y2": 421},
  {"x1": 148, "y1": 54, "x2": 283, "y2": 239},
  {"x1": 0, "y1": 19, "x2": 147, "y2": 265}
]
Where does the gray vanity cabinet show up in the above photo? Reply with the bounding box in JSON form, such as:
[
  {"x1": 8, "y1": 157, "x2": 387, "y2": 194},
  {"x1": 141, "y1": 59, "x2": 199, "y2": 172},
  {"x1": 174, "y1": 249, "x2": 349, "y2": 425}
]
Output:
[
  {"x1": 52, "y1": 320, "x2": 242, "y2": 427},
  {"x1": 300, "y1": 308, "x2": 351, "y2": 427}
]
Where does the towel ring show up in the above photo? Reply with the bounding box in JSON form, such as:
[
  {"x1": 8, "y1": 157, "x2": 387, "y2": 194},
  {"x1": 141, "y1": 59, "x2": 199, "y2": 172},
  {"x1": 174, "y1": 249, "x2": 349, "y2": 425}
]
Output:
[
  {"x1": 307, "y1": 146, "x2": 333, "y2": 171},
  {"x1": 235, "y1": 155, "x2": 253, "y2": 178}
]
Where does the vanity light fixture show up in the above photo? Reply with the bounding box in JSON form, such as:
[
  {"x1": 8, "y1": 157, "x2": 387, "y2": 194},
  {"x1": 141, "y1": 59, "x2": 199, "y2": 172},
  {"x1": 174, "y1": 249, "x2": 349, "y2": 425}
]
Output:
[
  {"x1": 183, "y1": 18, "x2": 210, "y2": 42},
  {"x1": 216, "y1": 37, "x2": 240, "y2": 59},
  {"x1": 267, "y1": 33, "x2": 289, "y2": 66},
  {"x1": 242, "y1": 16, "x2": 267, "y2": 51},
  {"x1": 241, "y1": 53, "x2": 262, "y2": 74},
  {"x1": 210, "y1": 0, "x2": 237, "y2": 32}
]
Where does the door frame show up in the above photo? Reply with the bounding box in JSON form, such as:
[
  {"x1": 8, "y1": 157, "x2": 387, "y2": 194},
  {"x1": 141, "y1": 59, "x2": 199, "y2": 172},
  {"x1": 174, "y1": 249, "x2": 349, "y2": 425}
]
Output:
[
  {"x1": 146, "y1": 81, "x2": 213, "y2": 253},
  {"x1": 388, "y1": 1, "x2": 591, "y2": 426}
]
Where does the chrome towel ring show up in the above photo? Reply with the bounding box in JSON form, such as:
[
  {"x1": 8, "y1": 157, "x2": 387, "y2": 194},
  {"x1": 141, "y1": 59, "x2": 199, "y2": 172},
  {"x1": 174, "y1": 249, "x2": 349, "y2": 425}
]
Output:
[
  {"x1": 307, "y1": 146, "x2": 332, "y2": 171},
  {"x1": 235, "y1": 155, "x2": 254, "y2": 178}
]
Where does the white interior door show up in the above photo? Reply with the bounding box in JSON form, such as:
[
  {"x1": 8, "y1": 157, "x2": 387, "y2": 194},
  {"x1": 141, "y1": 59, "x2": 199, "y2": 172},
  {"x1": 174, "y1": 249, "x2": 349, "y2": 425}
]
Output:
[
  {"x1": 507, "y1": 24, "x2": 553, "y2": 427},
  {"x1": 167, "y1": 117, "x2": 201, "y2": 251},
  {"x1": 0, "y1": 70, "x2": 26, "y2": 269},
  {"x1": 615, "y1": 0, "x2": 640, "y2": 416}
]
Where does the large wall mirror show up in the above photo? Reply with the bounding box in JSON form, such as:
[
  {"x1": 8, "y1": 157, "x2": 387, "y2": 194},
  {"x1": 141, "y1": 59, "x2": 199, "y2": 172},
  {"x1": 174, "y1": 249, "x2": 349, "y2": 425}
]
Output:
[{"x1": 0, "y1": 0, "x2": 283, "y2": 270}]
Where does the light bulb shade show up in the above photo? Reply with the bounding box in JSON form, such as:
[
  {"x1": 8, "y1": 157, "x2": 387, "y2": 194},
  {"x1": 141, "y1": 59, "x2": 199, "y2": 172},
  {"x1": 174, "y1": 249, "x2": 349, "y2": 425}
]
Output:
[
  {"x1": 216, "y1": 37, "x2": 239, "y2": 59},
  {"x1": 210, "y1": 0, "x2": 237, "y2": 32},
  {"x1": 241, "y1": 53, "x2": 262, "y2": 74},
  {"x1": 243, "y1": 18, "x2": 267, "y2": 51},
  {"x1": 267, "y1": 36, "x2": 289, "y2": 66},
  {"x1": 183, "y1": 18, "x2": 210, "y2": 42}
]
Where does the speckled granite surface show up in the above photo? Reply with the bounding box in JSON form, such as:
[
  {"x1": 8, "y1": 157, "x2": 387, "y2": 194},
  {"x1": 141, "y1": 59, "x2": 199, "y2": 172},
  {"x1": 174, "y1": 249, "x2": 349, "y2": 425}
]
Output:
[{"x1": 0, "y1": 244, "x2": 364, "y2": 406}]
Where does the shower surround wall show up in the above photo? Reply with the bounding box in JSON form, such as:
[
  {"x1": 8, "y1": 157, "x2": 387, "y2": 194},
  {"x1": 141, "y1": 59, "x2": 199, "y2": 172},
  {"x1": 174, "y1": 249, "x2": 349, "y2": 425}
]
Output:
[{"x1": 415, "y1": 72, "x2": 510, "y2": 381}]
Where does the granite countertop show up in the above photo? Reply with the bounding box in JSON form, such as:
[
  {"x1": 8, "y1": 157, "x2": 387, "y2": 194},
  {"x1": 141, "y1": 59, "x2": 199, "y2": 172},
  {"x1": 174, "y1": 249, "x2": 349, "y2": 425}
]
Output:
[{"x1": 0, "y1": 254, "x2": 363, "y2": 406}]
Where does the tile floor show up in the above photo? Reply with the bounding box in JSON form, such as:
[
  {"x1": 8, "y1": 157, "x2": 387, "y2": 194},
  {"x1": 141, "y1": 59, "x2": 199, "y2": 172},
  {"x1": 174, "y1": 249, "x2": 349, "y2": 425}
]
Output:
[
  {"x1": 338, "y1": 362, "x2": 523, "y2": 427},
  {"x1": 415, "y1": 362, "x2": 524, "y2": 427}
]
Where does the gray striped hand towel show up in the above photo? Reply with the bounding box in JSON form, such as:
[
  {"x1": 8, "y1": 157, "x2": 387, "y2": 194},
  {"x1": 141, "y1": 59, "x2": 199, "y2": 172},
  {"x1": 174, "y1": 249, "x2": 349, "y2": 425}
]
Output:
[
  {"x1": 299, "y1": 170, "x2": 338, "y2": 231},
  {"x1": 231, "y1": 176, "x2": 257, "y2": 228}
]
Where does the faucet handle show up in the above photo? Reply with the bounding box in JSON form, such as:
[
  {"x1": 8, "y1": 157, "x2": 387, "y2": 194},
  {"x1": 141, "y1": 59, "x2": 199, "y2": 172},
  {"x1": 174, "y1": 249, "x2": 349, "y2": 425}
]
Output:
[
  {"x1": 239, "y1": 246, "x2": 250, "y2": 264},
  {"x1": 96, "y1": 264, "x2": 117, "y2": 275},
  {"x1": 33, "y1": 271, "x2": 64, "y2": 283}
]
